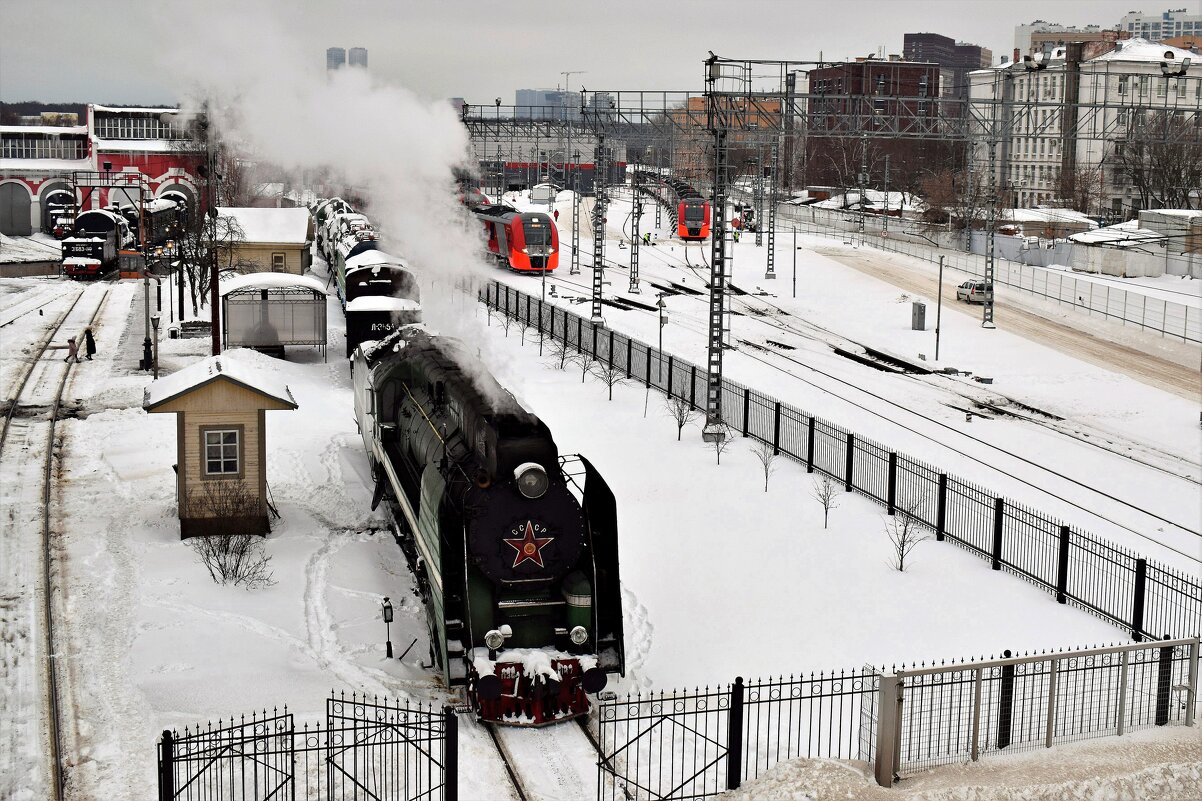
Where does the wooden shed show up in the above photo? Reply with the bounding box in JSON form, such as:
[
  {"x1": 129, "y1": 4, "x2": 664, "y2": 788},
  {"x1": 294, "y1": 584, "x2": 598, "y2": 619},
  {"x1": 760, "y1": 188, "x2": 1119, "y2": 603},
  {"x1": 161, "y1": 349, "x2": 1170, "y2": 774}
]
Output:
[{"x1": 143, "y1": 355, "x2": 297, "y2": 538}]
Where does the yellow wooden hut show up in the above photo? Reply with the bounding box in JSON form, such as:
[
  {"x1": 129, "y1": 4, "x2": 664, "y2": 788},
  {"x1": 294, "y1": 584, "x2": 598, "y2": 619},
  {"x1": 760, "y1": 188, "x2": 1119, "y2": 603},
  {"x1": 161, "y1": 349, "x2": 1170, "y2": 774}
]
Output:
[{"x1": 143, "y1": 355, "x2": 297, "y2": 538}]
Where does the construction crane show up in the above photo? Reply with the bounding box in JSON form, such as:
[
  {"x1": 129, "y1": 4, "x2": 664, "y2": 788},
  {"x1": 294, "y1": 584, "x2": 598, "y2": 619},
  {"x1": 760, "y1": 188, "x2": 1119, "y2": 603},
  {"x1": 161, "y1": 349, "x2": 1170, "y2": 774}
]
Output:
[{"x1": 560, "y1": 70, "x2": 587, "y2": 92}]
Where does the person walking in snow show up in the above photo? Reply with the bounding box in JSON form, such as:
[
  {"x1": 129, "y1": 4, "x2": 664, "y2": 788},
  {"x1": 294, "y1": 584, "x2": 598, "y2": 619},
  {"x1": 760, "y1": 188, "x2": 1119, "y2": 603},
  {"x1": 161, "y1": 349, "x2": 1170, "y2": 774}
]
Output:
[
  {"x1": 642, "y1": 232, "x2": 650, "y2": 246},
  {"x1": 64, "y1": 336, "x2": 79, "y2": 363},
  {"x1": 84, "y1": 327, "x2": 96, "y2": 360}
]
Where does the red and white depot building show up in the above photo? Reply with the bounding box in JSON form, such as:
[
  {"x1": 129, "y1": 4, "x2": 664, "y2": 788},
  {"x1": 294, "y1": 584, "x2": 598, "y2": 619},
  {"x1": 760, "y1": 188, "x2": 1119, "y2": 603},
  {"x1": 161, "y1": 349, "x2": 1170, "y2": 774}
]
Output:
[{"x1": 0, "y1": 104, "x2": 203, "y2": 236}]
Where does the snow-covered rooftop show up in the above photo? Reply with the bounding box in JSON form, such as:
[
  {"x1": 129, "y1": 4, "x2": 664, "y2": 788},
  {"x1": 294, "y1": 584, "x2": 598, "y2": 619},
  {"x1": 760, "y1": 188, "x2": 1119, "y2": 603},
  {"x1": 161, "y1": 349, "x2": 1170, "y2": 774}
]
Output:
[
  {"x1": 220, "y1": 272, "x2": 327, "y2": 296},
  {"x1": 91, "y1": 104, "x2": 181, "y2": 115},
  {"x1": 345, "y1": 250, "x2": 407, "y2": 272},
  {"x1": 345, "y1": 296, "x2": 421, "y2": 313},
  {"x1": 92, "y1": 138, "x2": 182, "y2": 153},
  {"x1": 1004, "y1": 207, "x2": 1097, "y2": 227},
  {"x1": 218, "y1": 207, "x2": 312, "y2": 245},
  {"x1": 1088, "y1": 37, "x2": 1197, "y2": 64},
  {"x1": 0, "y1": 157, "x2": 92, "y2": 172},
  {"x1": 0, "y1": 124, "x2": 88, "y2": 136},
  {"x1": 1069, "y1": 220, "x2": 1162, "y2": 246},
  {"x1": 143, "y1": 352, "x2": 298, "y2": 410}
]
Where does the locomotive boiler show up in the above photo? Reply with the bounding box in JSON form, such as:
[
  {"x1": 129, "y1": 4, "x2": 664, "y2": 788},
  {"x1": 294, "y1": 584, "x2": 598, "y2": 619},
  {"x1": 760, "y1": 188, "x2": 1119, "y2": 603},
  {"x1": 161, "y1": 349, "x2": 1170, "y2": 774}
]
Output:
[{"x1": 353, "y1": 327, "x2": 623, "y2": 725}]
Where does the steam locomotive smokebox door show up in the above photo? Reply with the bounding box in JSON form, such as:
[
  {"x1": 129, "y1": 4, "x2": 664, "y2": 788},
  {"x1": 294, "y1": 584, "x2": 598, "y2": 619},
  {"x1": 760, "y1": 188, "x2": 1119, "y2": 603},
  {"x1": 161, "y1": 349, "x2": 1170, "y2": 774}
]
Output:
[{"x1": 467, "y1": 482, "x2": 586, "y2": 584}]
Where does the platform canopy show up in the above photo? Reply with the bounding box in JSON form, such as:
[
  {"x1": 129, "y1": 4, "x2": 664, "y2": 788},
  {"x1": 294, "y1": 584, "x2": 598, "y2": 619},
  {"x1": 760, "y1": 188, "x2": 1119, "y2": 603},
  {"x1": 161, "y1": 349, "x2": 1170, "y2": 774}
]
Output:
[{"x1": 220, "y1": 272, "x2": 326, "y2": 296}]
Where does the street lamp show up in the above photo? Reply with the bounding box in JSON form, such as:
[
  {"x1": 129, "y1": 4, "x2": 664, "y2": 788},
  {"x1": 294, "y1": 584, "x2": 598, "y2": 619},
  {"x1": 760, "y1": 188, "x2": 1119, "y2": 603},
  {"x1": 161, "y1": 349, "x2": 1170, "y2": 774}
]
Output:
[
  {"x1": 494, "y1": 98, "x2": 502, "y2": 202},
  {"x1": 381, "y1": 596, "x2": 394, "y2": 658},
  {"x1": 150, "y1": 313, "x2": 161, "y2": 379}
]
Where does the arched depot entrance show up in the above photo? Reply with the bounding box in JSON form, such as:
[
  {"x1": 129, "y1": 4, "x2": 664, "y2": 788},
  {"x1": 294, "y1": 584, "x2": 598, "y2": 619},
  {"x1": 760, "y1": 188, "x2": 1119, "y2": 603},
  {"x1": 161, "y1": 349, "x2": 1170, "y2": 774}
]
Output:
[
  {"x1": 40, "y1": 183, "x2": 73, "y2": 232},
  {"x1": 0, "y1": 182, "x2": 34, "y2": 235}
]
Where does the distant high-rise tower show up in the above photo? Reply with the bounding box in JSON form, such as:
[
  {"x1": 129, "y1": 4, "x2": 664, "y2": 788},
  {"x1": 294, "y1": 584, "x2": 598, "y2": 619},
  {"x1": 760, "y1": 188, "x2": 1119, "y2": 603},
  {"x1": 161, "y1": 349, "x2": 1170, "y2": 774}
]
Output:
[
  {"x1": 348, "y1": 47, "x2": 368, "y2": 68},
  {"x1": 326, "y1": 47, "x2": 346, "y2": 71}
]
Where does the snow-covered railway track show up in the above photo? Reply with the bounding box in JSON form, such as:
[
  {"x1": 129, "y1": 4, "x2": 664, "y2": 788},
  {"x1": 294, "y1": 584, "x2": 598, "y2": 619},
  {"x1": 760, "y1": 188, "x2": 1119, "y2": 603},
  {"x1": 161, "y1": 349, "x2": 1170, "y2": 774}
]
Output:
[
  {"x1": 0, "y1": 284, "x2": 109, "y2": 801},
  {"x1": 486, "y1": 717, "x2": 606, "y2": 801}
]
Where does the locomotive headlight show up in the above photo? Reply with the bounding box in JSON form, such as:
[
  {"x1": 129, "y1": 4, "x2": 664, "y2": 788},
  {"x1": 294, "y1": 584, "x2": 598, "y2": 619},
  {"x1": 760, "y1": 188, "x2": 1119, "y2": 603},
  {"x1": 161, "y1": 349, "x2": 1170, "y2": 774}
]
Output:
[
  {"x1": 484, "y1": 629, "x2": 506, "y2": 651},
  {"x1": 514, "y1": 462, "x2": 549, "y2": 499},
  {"x1": 569, "y1": 626, "x2": 589, "y2": 645}
]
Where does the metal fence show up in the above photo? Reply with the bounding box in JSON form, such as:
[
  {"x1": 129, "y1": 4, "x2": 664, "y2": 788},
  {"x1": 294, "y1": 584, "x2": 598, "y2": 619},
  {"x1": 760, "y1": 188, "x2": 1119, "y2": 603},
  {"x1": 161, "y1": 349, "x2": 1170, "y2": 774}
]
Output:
[
  {"x1": 595, "y1": 639, "x2": 1197, "y2": 798},
  {"x1": 595, "y1": 670, "x2": 880, "y2": 800},
  {"x1": 482, "y1": 281, "x2": 1202, "y2": 644},
  {"x1": 775, "y1": 204, "x2": 1201, "y2": 344},
  {"x1": 876, "y1": 638, "x2": 1200, "y2": 784},
  {"x1": 156, "y1": 692, "x2": 454, "y2": 801}
]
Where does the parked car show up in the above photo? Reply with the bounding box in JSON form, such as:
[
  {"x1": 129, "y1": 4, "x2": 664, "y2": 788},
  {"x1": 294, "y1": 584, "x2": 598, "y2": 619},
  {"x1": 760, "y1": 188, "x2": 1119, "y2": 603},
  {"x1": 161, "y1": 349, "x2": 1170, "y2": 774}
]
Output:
[{"x1": 956, "y1": 281, "x2": 994, "y2": 304}]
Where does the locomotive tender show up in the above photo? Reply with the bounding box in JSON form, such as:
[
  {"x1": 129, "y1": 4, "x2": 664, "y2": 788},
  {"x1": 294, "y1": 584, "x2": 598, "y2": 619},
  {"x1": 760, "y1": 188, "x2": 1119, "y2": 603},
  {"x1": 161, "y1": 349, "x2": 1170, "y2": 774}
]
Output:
[{"x1": 353, "y1": 327, "x2": 624, "y2": 725}]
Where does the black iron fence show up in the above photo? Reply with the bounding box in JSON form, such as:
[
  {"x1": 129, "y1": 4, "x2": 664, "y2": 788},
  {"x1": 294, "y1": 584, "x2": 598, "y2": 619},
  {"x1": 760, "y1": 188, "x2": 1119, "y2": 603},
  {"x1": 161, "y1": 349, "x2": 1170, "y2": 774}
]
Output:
[
  {"x1": 596, "y1": 639, "x2": 1198, "y2": 799},
  {"x1": 157, "y1": 692, "x2": 455, "y2": 801},
  {"x1": 878, "y1": 638, "x2": 1200, "y2": 783},
  {"x1": 481, "y1": 281, "x2": 1201, "y2": 643},
  {"x1": 595, "y1": 670, "x2": 880, "y2": 800}
]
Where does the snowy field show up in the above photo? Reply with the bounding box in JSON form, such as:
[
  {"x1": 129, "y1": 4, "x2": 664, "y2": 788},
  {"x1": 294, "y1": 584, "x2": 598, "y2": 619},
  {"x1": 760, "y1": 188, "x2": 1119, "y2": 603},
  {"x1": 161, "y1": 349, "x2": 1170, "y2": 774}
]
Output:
[
  {"x1": 1, "y1": 251, "x2": 1191, "y2": 798},
  {"x1": 1039, "y1": 261, "x2": 1202, "y2": 303}
]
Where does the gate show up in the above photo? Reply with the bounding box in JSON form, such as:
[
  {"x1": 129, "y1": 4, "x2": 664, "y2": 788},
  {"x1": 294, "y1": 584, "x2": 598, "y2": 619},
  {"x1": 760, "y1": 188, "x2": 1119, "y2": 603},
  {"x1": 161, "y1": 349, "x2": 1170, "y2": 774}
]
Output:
[
  {"x1": 157, "y1": 693, "x2": 455, "y2": 801},
  {"x1": 324, "y1": 692, "x2": 452, "y2": 801}
]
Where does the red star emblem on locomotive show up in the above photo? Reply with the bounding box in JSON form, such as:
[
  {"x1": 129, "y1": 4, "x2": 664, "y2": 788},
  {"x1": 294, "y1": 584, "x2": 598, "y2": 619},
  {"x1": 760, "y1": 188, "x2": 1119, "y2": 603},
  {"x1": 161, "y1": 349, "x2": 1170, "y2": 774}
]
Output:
[{"x1": 504, "y1": 520, "x2": 554, "y2": 568}]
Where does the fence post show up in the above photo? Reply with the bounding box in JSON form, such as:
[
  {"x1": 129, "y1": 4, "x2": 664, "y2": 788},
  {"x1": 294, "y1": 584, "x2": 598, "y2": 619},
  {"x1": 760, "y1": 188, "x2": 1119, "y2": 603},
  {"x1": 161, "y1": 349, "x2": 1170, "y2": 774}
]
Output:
[
  {"x1": 645, "y1": 343, "x2": 652, "y2": 386},
  {"x1": 667, "y1": 356, "x2": 674, "y2": 398},
  {"x1": 935, "y1": 474, "x2": 947, "y2": 541},
  {"x1": 592, "y1": 324, "x2": 599, "y2": 358},
  {"x1": 1045, "y1": 657, "x2": 1058, "y2": 748},
  {"x1": 625, "y1": 338, "x2": 632, "y2": 378},
  {"x1": 806, "y1": 417, "x2": 816, "y2": 473},
  {"x1": 1131, "y1": 559, "x2": 1148, "y2": 642},
  {"x1": 1187, "y1": 640, "x2": 1199, "y2": 727},
  {"x1": 873, "y1": 674, "x2": 900, "y2": 787},
  {"x1": 886, "y1": 452, "x2": 897, "y2": 515},
  {"x1": 726, "y1": 677, "x2": 745, "y2": 791},
  {"x1": 1117, "y1": 650, "x2": 1130, "y2": 735},
  {"x1": 970, "y1": 667, "x2": 982, "y2": 761},
  {"x1": 991, "y1": 497, "x2": 1004, "y2": 570},
  {"x1": 607, "y1": 329, "x2": 615, "y2": 367},
  {"x1": 844, "y1": 432, "x2": 854, "y2": 492},
  {"x1": 444, "y1": 706, "x2": 458, "y2": 801},
  {"x1": 576, "y1": 316, "x2": 583, "y2": 349},
  {"x1": 1156, "y1": 639, "x2": 1174, "y2": 726},
  {"x1": 1055, "y1": 525, "x2": 1070, "y2": 604},
  {"x1": 772, "y1": 402, "x2": 781, "y2": 455},
  {"x1": 996, "y1": 650, "x2": 1015, "y2": 749},
  {"x1": 690, "y1": 365, "x2": 697, "y2": 409},
  {"x1": 742, "y1": 389, "x2": 750, "y2": 437},
  {"x1": 158, "y1": 729, "x2": 175, "y2": 801}
]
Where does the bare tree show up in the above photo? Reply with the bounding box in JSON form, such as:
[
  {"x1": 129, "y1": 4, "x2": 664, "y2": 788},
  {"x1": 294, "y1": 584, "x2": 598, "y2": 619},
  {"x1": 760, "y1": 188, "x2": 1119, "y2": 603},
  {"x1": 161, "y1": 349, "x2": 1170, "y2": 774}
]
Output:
[
  {"x1": 709, "y1": 424, "x2": 735, "y2": 466},
  {"x1": 752, "y1": 440, "x2": 778, "y2": 492},
  {"x1": 885, "y1": 498, "x2": 929, "y2": 572},
  {"x1": 496, "y1": 312, "x2": 516, "y2": 338},
  {"x1": 1057, "y1": 163, "x2": 1106, "y2": 215},
  {"x1": 184, "y1": 481, "x2": 275, "y2": 589},
  {"x1": 1110, "y1": 113, "x2": 1202, "y2": 212},
  {"x1": 664, "y1": 395, "x2": 699, "y2": 441},
  {"x1": 544, "y1": 334, "x2": 573, "y2": 371},
  {"x1": 189, "y1": 534, "x2": 276, "y2": 589},
  {"x1": 589, "y1": 358, "x2": 628, "y2": 401},
  {"x1": 569, "y1": 349, "x2": 594, "y2": 384},
  {"x1": 810, "y1": 475, "x2": 839, "y2": 529},
  {"x1": 518, "y1": 315, "x2": 536, "y2": 347}
]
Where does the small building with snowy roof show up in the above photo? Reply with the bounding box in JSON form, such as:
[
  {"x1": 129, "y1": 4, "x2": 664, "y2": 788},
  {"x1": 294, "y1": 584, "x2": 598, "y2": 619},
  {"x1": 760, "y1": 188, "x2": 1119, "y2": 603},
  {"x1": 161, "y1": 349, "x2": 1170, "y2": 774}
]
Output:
[
  {"x1": 220, "y1": 272, "x2": 328, "y2": 358},
  {"x1": 143, "y1": 354, "x2": 298, "y2": 538},
  {"x1": 217, "y1": 206, "x2": 314, "y2": 275}
]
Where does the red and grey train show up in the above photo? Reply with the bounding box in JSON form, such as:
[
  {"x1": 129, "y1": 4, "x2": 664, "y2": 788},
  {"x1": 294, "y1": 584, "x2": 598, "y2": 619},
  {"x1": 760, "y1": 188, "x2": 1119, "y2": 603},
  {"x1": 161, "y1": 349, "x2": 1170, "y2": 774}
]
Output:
[
  {"x1": 470, "y1": 204, "x2": 559, "y2": 272},
  {"x1": 661, "y1": 177, "x2": 711, "y2": 241}
]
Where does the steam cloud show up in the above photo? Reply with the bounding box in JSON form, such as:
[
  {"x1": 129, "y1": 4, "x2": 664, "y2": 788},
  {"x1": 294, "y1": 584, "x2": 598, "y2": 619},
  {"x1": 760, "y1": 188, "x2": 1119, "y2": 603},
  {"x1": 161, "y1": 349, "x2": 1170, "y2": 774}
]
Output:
[{"x1": 160, "y1": 5, "x2": 492, "y2": 336}]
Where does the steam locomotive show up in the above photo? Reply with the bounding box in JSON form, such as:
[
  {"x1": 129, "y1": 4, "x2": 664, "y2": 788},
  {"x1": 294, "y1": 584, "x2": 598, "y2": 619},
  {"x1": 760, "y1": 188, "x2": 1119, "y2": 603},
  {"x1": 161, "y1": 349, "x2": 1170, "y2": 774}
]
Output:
[
  {"x1": 62, "y1": 199, "x2": 185, "y2": 279},
  {"x1": 353, "y1": 327, "x2": 623, "y2": 725}
]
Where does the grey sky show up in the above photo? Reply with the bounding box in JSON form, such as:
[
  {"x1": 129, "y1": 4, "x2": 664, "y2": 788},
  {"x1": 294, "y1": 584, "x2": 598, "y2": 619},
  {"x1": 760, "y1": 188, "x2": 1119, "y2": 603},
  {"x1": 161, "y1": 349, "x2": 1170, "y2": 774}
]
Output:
[{"x1": 1, "y1": 0, "x2": 1194, "y2": 105}]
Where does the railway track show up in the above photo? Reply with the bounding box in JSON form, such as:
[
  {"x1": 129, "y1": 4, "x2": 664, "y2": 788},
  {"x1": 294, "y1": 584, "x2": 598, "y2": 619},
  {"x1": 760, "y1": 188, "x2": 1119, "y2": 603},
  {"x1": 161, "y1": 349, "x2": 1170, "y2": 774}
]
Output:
[
  {"x1": 485, "y1": 715, "x2": 616, "y2": 801},
  {"x1": 0, "y1": 283, "x2": 110, "y2": 801}
]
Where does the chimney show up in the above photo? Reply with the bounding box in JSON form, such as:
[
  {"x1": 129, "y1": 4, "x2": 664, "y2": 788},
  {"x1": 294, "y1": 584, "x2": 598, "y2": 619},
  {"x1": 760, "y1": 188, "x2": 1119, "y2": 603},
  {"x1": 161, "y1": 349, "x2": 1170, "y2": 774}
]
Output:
[{"x1": 1013, "y1": 47, "x2": 1021, "y2": 63}]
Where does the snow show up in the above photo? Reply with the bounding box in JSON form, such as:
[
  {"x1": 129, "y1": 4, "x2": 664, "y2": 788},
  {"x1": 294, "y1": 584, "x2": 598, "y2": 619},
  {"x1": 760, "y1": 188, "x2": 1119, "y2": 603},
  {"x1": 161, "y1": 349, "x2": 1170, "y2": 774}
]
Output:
[
  {"x1": 62, "y1": 257, "x2": 101, "y2": 266},
  {"x1": 1069, "y1": 219, "x2": 1162, "y2": 247},
  {"x1": 1089, "y1": 37, "x2": 1198, "y2": 63},
  {"x1": 1, "y1": 233, "x2": 62, "y2": 263},
  {"x1": 143, "y1": 350, "x2": 298, "y2": 409},
  {"x1": 220, "y1": 271, "x2": 327, "y2": 296},
  {"x1": 3, "y1": 198, "x2": 1197, "y2": 799},
  {"x1": 92, "y1": 138, "x2": 180, "y2": 153},
  {"x1": 217, "y1": 206, "x2": 312, "y2": 245},
  {"x1": 344, "y1": 296, "x2": 421, "y2": 312},
  {"x1": 345, "y1": 250, "x2": 407, "y2": 271},
  {"x1": 0, "y1": 157, "x2": 92, "y2": 172},
  {"x1": 0, "y1": 124, "x2": 88, "y2": 135},
  {"x1": 1004, "y1": 207, "x2": 1097, "y2": 227}
]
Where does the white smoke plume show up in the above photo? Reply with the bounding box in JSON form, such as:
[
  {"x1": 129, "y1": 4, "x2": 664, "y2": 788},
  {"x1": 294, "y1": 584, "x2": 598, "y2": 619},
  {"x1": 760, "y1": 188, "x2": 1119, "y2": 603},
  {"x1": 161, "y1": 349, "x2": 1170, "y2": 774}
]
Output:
[{"x1": 159, "y1": 4, "x2": 492, "y2": 336}]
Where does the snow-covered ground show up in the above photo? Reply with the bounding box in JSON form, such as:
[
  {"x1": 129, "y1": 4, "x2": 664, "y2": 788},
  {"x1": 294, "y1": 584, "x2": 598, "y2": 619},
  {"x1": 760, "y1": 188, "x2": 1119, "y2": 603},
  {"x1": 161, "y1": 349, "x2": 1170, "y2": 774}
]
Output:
[
  {"x1": 1, "y1": 206, "x2": 1197, "y2": 799},
  {"x1": 0, "y1": 233, "x2": 62, "y2": 263},
  {"x1": 1038, "y1": 262, "x2": 1202, "y2": 304}
]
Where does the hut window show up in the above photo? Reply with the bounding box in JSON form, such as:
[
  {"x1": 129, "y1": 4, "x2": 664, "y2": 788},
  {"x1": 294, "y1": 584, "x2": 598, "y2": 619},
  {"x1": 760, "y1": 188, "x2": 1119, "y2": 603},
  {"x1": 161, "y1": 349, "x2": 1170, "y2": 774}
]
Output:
[
  {"x1": 272, "y1": 252, "x2": 286, "y2": 272},
  {"x1": 204, "y1": 429, "x2": 241, "y2": 475}
]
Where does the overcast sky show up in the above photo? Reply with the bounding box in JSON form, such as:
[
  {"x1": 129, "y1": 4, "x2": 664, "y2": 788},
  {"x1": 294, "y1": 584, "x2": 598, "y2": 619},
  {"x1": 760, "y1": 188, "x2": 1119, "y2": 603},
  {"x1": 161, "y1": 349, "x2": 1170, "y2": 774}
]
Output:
[{"x1": 1, "y1": 0, "x2": 1193, "y2": 106}]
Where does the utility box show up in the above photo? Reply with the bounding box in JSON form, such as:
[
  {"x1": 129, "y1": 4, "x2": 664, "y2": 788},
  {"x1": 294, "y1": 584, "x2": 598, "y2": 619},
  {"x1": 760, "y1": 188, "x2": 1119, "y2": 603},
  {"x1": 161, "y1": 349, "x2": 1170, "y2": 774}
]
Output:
[{"x1": 911, "y1": 301, "x2": 926, "y2": 331}]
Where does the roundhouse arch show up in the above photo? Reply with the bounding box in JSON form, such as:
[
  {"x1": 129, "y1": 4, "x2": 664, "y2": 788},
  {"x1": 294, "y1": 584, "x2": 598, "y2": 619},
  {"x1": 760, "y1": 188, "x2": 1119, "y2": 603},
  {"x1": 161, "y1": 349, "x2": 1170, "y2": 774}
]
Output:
[
  {"x1": 38, "y1": 182, "x2": 73, "y2": 232},
  {"x1": 0, "y1": 181, "x2": 34, "y2": 235}
]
